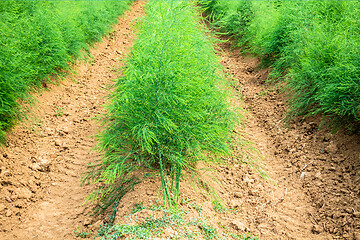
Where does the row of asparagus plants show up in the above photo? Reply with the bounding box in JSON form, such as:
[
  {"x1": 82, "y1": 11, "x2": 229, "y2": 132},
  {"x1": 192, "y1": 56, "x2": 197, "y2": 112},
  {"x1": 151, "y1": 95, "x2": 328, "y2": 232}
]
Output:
[
  {"x1": 84, "y1": 0, "x2": 245, "y2": 211},
  {"x1": 0, "y1": 0, "x2": 132, "y2": 142},
  {"x1": 201, "y1": 0, "x2": 360, "y2": 130}
]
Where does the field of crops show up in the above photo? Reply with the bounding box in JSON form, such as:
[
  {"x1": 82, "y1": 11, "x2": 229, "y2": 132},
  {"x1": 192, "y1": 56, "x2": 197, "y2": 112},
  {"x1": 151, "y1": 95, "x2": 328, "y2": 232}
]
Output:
[
  {"x1": 0, "y1": 0, "x2": 359, "y2": 239},
  {"x1": 201, "y1": 0, "x2": 360, "y2": 130}
]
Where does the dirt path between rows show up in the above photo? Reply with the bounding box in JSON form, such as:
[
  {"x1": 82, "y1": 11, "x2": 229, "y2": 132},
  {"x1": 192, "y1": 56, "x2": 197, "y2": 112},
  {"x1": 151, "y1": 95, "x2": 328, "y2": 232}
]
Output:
[{"x1": 0, "y1": 2, "x2": 145, "y2": 239}]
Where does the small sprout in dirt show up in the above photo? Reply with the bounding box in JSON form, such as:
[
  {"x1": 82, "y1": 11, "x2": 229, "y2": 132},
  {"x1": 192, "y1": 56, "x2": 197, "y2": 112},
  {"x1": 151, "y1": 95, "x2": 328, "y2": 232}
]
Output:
[
  {"x1": 74, "y1": 228, "x2": 91, "y2": 238},
  {"x1": 132, "y1": 201, "x2": 145, "y2": 214},
  {"x1": 213, "y1": 200, "x2": 238, "y2": 214},
  {"x1": 55, "y1": 106, "x2": 65, "y2": 117},
  {"x1": 184, "y1": 231, "x2": 196, "y2": 239},
  {"x1": 190, "y1": 202, "x2": 203, "y2": 213},
  {"x1": 217, "y1": 221, "x2": 228, "y2": 230},
  {"x1": 212, "y1": 200, "x2": 227, "y2": 213},
  {"x1": 181, "y1": 197, "x2": 193, "y2": 205},
  {"x1": 188, "y1": 218, "x2": 202, "y2": 226},
  {"x1": 231, "y1": 233, "x2": 259, "y2": 240},
  {"x1": 200, "y1": 223, "x2": 218, "y2": 240},
  {"x1": 257, "y1": 90, "x2": 269, "y2": 98}
]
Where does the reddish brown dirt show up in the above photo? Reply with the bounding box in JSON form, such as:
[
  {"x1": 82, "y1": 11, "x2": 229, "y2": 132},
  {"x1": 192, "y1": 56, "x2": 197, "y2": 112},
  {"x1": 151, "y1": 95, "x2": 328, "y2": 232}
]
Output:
[
  {"x1": 0, "y1": 1, "x2": 359, "y2": 240},
  {"x1": 0, "y1": 1, "x2": 145, "y2": 239}
]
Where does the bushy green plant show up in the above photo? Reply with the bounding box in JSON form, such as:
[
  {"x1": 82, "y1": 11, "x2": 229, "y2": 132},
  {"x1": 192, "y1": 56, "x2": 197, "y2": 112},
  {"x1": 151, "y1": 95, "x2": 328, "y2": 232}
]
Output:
[
  {"x1": 83, "y1": 0, "x2": 242, "y2": 210},
  {"x1": 284, "y1": 1, "x2": 360, "y2": 128},
  {"x1": 0, "y1": 0, "x2": 132, "y2": 142},
  {"x1": 200, "y1": 0, "x2": 253, "y2": 46},
  {"x1": 200, "y1": 0, "x2": 360, "y2": 130}
]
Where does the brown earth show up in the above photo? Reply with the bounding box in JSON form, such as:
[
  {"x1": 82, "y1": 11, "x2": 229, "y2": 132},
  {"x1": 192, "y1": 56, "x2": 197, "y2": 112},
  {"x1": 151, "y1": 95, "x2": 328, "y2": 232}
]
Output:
[
  {"x1": 0, "y1": 1, "x2": 145, "y2": 239},
  {"x1": 0, "y1": 1, "x2": 359, "y2": 240}
]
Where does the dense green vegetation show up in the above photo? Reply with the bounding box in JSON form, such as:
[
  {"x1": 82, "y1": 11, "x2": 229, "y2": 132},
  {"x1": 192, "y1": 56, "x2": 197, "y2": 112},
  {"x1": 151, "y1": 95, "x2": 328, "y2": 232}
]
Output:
[
  {"x1": 84, "y1": 0, "x2": 242, "y2": 210},
  {"x1": 0, "y1": 0, "x2": 132, "y2": 141},
  {"x1": 201, "y1": 0, "x2": 360, "y2": 130}
]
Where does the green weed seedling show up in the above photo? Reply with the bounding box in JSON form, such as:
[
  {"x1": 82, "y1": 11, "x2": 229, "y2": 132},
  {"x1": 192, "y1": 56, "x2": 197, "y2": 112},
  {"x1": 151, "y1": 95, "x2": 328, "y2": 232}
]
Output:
[
  {"x1": 74, "y1": 228, "x2": 92, "y2": 238},
  {"x1": 201, "y1": 223, "x2": 218, "y2": 240},
  {"x1": 132, "y1": 202, "x2": 145, "y2": 214},
  {"x1": 213, "y1": 200, "x2": 238, "y2": 214},
  {"x1": 212, "y1": 200, "x2": 227, "y2": 214},
  {"x1": 231, "y1": 233, "x2": 259, "y2": 240},
  {"x1": 55, "y1": 106, "x2": 65, "y2": 117}
]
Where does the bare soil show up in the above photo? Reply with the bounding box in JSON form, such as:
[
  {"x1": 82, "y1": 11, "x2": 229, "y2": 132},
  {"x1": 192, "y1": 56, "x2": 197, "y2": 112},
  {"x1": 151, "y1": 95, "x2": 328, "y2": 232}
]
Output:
[{"x1": 0, "y1": 1, "x2": 359, "y2": 240}]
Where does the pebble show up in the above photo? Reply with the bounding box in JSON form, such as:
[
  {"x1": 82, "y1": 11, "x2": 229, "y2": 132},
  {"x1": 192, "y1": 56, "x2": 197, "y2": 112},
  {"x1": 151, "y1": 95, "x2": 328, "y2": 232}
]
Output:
[
  {"x1": 230, "y1": 220, "x2": 247, "y2": 231},
  {"x1": 325, "y1": 143, "x2": 338, "y2": 154},
  {"x1": 231, "y1": 199, "x2": 241, "y2": 208},
  {"x1": 5, "y1": 209, "x2": 12, "y2": 217},
  {"x1": 29, "y1": 163, "x2": 41, "y2": 171},
  {"x1": 45, "y1": 128, "x2": 55, "y2": 136},
  {"x1": 233, "y1": 192, "x2": 242, "y2": 198},
  {"x1": 29, "y1": 158, "x2": 51, "y2": 172},
  {"x1": 92, "y1": 220, "x2": 103, "y2": 229},
  {"x1": 13, "y1": 187, "x2": 32, "y2": 200},
  {"x1": 62, "y1": 127, "x2": 70, "y2": 134},
  {"x1": 312, "y1": 225, "x2": 322, "y2": 234},
  {"x1": 54, "y1": 139, "x2": 62, "y2": 146},
  {"x1": 83, "y1": 218, "x2": 92, "y2": 226},
  {"x1": 0, "y1": 204, "x2": 6, "y2": 212}
]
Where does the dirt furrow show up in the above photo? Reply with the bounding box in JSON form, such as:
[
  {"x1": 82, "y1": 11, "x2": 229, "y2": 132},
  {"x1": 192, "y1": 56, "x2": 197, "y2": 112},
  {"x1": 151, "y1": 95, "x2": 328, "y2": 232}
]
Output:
[{"x1": 0, "y1": 2, "x2": 145, "y2": 239}]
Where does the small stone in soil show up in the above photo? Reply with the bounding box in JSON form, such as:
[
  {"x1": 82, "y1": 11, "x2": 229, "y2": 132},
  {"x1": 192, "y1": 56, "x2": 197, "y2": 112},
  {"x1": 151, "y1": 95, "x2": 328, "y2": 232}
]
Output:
[
  {"x1": 13, "y1": 187, "x2": 32, "y2": 200},
  {"x1": 83, "y1": 218, "x2": 92, "y2": 226},
  {"x1": 92, "y1": 220, "x2": 103, "y2": 229},
  {"x1": 29, "y1": 158, "x2": 51, "y2": 172},
  {"x1": 312, "y1": 225, "x2": 322, "y2": 234},
  {"x1": 62, "y1": 127, "x2": 70, "y2": 134},
  {"x1": 233, "y1": 192, "x2": 242, "y2": 198},
  {"x1": 0, "y1": 204, "x2": 6, "y2": 212},
  {"x1": 230, "y1": 220, "x2": 247, "y2": 231},
  {"x1": 45, "y1": 128, "x2": 55, "y2": 136},
  {"x1": 54, "y1": 139, "x2": 62, "y2": 146},
  {"x1": 325, "y1": 143, "x2": 338, "y2": 154},
  {"x1": 353, "y1": 212, "x2": 360, "y2": 218},
  {"x1": 5, "y1": 209, "x2": 12, "y2": 217}
]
